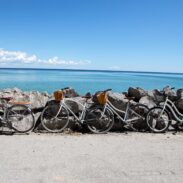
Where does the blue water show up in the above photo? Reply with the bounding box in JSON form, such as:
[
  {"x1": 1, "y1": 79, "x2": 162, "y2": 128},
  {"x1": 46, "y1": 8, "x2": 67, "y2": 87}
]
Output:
[{"x1": 0, "y1": 68, "x2": 183, "y2": 94}]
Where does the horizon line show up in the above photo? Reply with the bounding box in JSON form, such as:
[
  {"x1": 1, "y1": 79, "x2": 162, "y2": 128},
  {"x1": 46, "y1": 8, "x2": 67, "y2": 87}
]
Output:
[{"x1": 0, "y1": 67, "x2": 183, "y2": 75}]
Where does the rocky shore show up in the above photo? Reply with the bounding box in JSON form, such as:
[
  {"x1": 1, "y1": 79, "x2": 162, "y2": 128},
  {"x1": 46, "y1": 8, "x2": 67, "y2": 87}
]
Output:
[{"x1": 0, "y1": 86, "x2": 183, "y2": 131}]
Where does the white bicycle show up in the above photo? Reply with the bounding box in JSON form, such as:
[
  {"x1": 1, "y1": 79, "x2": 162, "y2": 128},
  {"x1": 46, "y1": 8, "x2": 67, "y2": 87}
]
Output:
[{"x1": 146, "y1": 87, "x2": 183, "y2": 133}]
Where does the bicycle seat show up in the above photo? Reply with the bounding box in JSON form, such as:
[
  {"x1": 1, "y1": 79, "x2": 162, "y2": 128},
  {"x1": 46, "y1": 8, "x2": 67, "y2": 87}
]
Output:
[
  {"x1": 125, "y1": 96, "x2": 135, "y2": 101},
  {"x1": 10, "y1": 101, "x2": 32, "y2": 105},
  {"x1": 0, "y1": 97, "x2": 13, "y2": 101}
]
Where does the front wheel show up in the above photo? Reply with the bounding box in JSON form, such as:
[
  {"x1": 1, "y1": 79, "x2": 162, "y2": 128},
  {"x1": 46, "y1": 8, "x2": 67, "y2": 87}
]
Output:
[
  {"x1": 85, "y1": 106, "x2": 114, "y2": 134},
  {"x1": 41, "y1": 105, "x2": 69, "y2": 133},
  {"x1": 146, "y1": 107, "x2": 170, "y2": 133},
  {"x1": 6, "y1": 104, "x2": 35, "y2": 133}
]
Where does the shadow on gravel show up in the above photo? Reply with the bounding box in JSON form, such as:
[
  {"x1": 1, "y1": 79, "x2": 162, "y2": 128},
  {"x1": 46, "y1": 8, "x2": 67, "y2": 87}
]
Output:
[{"x1": 0, "y1": 131, "x2": 14, "y2": 135}]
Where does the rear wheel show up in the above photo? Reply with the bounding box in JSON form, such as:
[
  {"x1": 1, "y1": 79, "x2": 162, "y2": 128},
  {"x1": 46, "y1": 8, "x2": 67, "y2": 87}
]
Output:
[
  {"x1": 41, "y1": 105, "x2": 69, "y2": 133},
  {"x1": 85, "y1": 106, "x2": 114, "y2": 134},
  {"x1": 128, "y1": 104, "x2": 149, "y2": 131},
  {"x1": 6, "y1": 104, "x2": 35, "y2": 133},
  {"x1": 146, "y1": 107, "x2": 170, "y2": 133}
]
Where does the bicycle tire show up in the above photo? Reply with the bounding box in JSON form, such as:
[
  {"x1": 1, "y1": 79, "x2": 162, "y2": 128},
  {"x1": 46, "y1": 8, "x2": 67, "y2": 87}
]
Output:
[
  {"x1": 41, "y1": 105, "x2": 69, "y2": 132},
  {"x1": 6, "y1": 104, "x2": 35, "y2": 133},
  {"x1": 128, "y1": 104, "x2": 149, "y2": 132},
  {"x1": 85, "y1": 105, "x2": 114, "y2": 134},
  {"x1": 146, "y1": 106, "x2": 170, "y2": 133}
]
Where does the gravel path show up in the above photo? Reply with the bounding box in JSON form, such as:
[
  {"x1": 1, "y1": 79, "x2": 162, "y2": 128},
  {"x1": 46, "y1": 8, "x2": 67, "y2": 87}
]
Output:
[{"x1": 0, "y1": 132, "x2": 183, "y2": 183}]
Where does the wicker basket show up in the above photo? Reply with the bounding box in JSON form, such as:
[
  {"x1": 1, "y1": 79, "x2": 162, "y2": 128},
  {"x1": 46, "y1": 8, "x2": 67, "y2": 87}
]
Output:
[
  {"x1": 97, "y1": 92, "x2": 108, "y2": 105},
  {"x1": 54, "y1": 90, "x2": 64, "y2": 101}
]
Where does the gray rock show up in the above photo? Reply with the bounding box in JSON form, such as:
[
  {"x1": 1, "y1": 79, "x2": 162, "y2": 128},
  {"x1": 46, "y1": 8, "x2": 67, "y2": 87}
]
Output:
[
  {"x1": 28, "y1": 91, "x2": 49, "y2": 108},
  {"x1": 128, "y1": 87, "x2": 147, "y2": 101},
  {"x1": 46, "y1": 97, "x2": 89, "y2": 113},
  {"x1": 63, "y1": 88, "x2": 79, "y2": 98},
  {"x1": 177, "y1": 89, "x2": 183, "y2": 99},
  {"x1": 150, "y1": 89, "x2": 164, "y2": 104},
  {"x1": 65, "y1": 97, "x2": 87, "y2": 113},
  {"x1": 175, "y1": 99, "x2": 183, "y2": 110},
  {"x1": 0, "y1": 88, "x2": 50, "y2": 111},
  {"x1": 163, "y1": 86, "x2": 177, "y2": 101},
  {"x1": 163, "y1": 85, "x2": 176, "y2": 95},
  {"x1": 108, "y1": 92, "x2": 130, "y2": 111},
  {"x1": 139, "y1": 96, "x2": 156, "y2": 108}
]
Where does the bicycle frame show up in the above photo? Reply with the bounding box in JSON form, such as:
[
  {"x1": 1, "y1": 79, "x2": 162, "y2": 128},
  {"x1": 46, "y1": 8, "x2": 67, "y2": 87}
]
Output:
[
  {"x1": 161, "y1": 97, "x2": 183, "y2": 123},
  {"x1": 103, "y1": 100, "x2": 145, "y2": 125},
  {"x1": 55, "y1": 98, "x2": 88, "y2": 123}
]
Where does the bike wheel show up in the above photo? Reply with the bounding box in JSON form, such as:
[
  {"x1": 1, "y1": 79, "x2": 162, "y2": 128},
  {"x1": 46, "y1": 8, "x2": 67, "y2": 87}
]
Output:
[
  {"x1": 85, "y1": 106, "x2": 114, "y2": 134},
  {"x1": 146, "y1": 107, "x2": 170, "y2": 133},
  {"x1": 129, "y1": 104, "x2": 149, "y2": 132},
  {"x1": 6, "y1": 104, "x2": 35, "y2": 133},
  {"x1": 41, "y1": 105, "x2": 69, "y2": 132}
]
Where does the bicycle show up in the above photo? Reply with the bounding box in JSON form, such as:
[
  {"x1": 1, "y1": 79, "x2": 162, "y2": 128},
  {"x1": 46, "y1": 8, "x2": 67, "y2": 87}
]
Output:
[
  {"x1": 40, "y1": 88, "x2": 113, "y2": 133},
  {"x1": 0, "y1": 97, "x2": 35, "y2": 133},
  {"x1": 146, "y1": 87, "x2": 183, "y2": 133},
  {"x1": 85, "y1": 89, "x2": 149, "y2": 133}
]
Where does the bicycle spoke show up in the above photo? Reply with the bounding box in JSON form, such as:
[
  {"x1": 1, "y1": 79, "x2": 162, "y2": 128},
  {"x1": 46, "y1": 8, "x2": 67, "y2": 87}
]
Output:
[
  {"x1": 41, "y1": 105, "x2": 69, "y2": 132},
  {"x1": 152, "y1": 119, "x2": 157, "y2": 129}
]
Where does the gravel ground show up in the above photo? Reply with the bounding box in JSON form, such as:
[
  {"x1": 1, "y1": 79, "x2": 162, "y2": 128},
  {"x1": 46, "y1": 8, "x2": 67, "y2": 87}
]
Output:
[{"x1": 0, "y1": 132, "x2": 183, "y2": 183}]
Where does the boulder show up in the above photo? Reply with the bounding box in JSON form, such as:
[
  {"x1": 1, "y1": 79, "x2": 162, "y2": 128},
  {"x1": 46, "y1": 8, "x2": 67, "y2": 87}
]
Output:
[
  {"x1": 46, "y1": 97, "x2": 88, "y2": 113},
  {"x1": 175, "y1": 99, "x2": 183, "y2": 110},
  {"x1": 149, "y1": 89, "x2": 165, "y2": 105},
  {"x1": 27, "y1": 91, "x2": 49, "y2": 108},
  {"x1": 139, "y1": 96, "x2": 156, "y2": 108},
  {"x1": 128, "y1": 87, "x2": 147, "y2": 101},
  {"x1": 62, "y1": 87, "x2": 79, "y2": 98},
  {"x1": 163, "y1": 86, "x2": 177, "y2": 101},
  {"x1": 177, "y1": 89, "x2": 183, "y2": 99},
  {"x1": 0, "y1": 88, "x2": 50, "y2": 109},
  {"x1": 163, "y1": 85, "x2": 176, "y2": 95},
  {"x1": 108, "y1": 92, "x2": 130, "y2": 111},
  {"x1": 65, "y1": 97, "x2": 88, "y2": 113}
]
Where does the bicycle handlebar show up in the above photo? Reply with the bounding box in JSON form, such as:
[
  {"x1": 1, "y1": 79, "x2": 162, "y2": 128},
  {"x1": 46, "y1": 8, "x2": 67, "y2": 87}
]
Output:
[
  {"x1": 159, "y1": 87, "x2": 175, "y2": 96},
  {"x1": 103, "y1": 89, "x2": 112, "y2": 93},
  {"x1": 61, "y1": 87, "x2": 70, "y2": 90}
]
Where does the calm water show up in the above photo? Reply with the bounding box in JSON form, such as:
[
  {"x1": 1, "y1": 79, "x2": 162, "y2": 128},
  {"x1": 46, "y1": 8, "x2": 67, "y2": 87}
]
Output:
[{"x1": 0, "y1": 68, "x2": 183, "y2": 94}]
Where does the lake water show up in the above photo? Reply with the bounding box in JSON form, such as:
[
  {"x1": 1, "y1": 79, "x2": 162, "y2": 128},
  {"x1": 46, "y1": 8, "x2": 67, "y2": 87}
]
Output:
[{"x1": 0, "y1": 68, "x2": 183, "y2": 94}]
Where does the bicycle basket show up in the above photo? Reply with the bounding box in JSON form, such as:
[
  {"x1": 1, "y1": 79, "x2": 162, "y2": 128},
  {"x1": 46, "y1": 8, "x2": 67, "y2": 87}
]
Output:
[
  {"x1": 54, "y1": 90, "x2": 64, "y2": 101},
  {"x1": 93, "y1": 92, "x2": 108, "y2": 105},
  {"x1": 153, "y1": 90, "x2": 165, "y2": 103}
]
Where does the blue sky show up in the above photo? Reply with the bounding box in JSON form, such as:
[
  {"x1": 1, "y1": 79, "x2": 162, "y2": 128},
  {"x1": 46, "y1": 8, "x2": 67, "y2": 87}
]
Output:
[{"x1": 0, "y1": 0, "x2": 182, "y2": 72}]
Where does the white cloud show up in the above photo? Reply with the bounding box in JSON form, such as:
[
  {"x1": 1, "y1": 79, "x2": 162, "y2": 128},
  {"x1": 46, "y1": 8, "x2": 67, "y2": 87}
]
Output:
[
  {"x1": 0, "y1": 49, "x2": 38, "y2": 63},
  {"x1": 0, "y1": 49, "x2": 91, "y2": 66}
]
